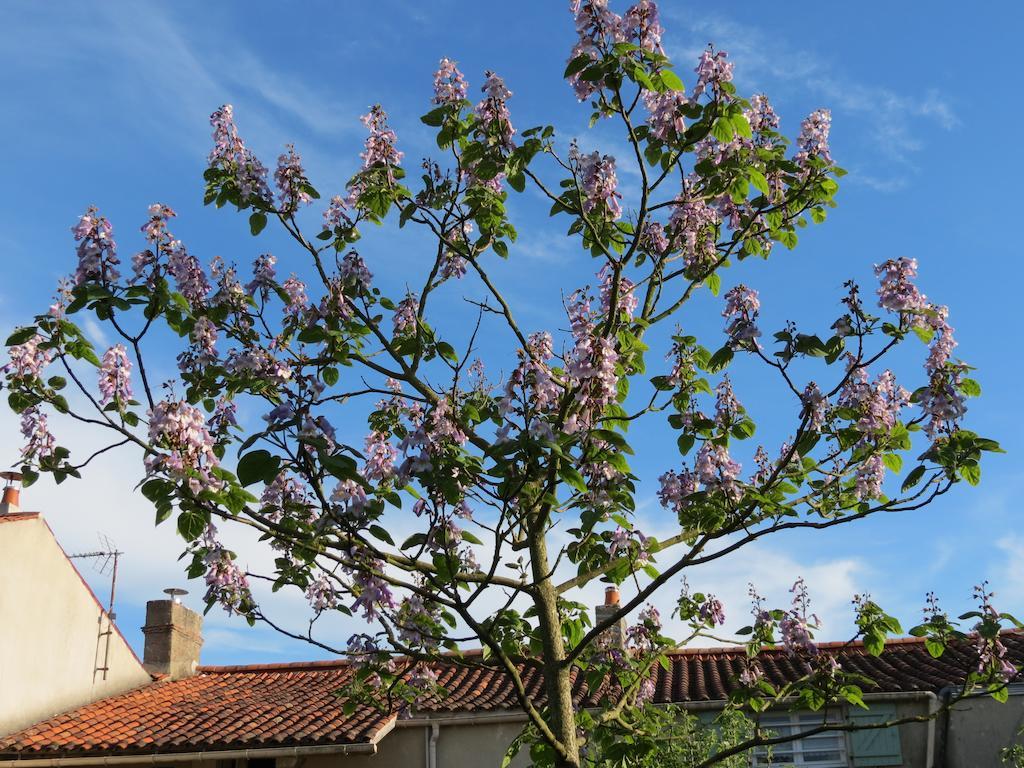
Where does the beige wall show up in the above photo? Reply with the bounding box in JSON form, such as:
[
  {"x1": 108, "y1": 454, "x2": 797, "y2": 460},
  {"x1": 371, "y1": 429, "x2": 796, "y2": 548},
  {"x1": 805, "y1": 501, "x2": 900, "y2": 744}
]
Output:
[
  {"x1": 0, "y1": 515, "x2": 151, "y2": 736},
  {"x1": 946, "y1": 689, "x2": 1024, "y2": 767}
]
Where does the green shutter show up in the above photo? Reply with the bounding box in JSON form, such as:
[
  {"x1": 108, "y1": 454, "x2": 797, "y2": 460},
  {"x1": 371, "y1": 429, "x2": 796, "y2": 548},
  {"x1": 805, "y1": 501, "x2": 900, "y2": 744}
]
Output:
[{"x1": 849, "y1": 703, "x2": 903, "y2": 767}]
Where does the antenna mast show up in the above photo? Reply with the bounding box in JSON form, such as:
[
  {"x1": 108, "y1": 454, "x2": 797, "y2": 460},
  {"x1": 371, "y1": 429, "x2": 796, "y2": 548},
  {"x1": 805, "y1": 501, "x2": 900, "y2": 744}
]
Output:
[{"x1": 68, "y1": 534, "x2": 122, "y2": 681}]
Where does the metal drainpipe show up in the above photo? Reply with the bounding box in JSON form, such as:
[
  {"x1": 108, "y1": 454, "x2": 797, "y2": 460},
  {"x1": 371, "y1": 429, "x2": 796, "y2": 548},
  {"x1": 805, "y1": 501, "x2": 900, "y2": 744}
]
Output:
[{"x1": 428, "y1": 722, "x2": 439, "y2": 768}]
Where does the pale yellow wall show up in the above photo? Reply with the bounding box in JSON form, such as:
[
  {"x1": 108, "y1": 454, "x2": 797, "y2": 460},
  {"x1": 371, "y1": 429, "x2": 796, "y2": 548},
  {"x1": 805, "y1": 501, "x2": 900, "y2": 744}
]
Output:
[{"x1": 0, "y1": 515, "x2": 151, "y2": 736}]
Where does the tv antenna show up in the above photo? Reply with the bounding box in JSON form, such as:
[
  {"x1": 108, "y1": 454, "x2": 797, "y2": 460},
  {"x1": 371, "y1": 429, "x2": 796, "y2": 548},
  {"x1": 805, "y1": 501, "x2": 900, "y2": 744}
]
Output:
[{"x1": 69, "y1": 533, "x2": 122, "y2": 681}]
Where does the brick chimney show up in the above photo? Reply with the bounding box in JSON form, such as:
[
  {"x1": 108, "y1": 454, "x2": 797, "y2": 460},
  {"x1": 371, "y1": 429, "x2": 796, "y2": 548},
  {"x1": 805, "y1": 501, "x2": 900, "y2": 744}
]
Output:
[
  {"x1": 142, "y1": 589, "x2": 203, "y2": 679},
  {"x1": 595, "y1": 585, "x2": 626, "y2": 649},
  {"x1": 0, "y1": 472, "x2": 22, "y2": 515}
]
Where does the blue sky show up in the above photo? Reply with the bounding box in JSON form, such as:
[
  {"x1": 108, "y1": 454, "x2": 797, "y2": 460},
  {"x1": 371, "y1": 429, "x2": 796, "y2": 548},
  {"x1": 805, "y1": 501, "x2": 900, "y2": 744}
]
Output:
[{"x1": 1, "y1": 1, "x2": 1023, "y2": 666}]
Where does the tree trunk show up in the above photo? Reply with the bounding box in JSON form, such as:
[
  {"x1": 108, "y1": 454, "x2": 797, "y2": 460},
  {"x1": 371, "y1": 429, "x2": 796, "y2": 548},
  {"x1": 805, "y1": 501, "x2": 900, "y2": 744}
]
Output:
[{"x1": 530, "y1": 530, "x2": 581, "y2": 768}]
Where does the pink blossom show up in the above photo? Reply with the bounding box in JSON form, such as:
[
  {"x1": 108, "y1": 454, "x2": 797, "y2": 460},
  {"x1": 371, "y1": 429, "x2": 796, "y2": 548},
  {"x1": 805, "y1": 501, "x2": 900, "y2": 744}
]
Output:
[
  {"x1": 692, "y1": 48, "x2": 733, "y2": 99},
  {"x1": 669, "y1": 196, "x2": 720, "y2": 271},
  {"x1": 208, "y1": 105, "x2": 271, "y2": 203},
  {"x1": 341, "y1": 251, "x2": 373, "y2": 291},
  {"x1": 475, "y1": 72, "x2": 515, "y2": 148},
  {"x1": 146, "y1": 399, "x2": 221, "y2": 494},
  {"x1": 639, "y1": 221, "x2": 669, "y2": 254},
  {"x1": 5, "y1": 335, "x2": 53, "y2": 380},
  {"x1": 578, "y1": 152, "x2": 622, "y2": 220},
  {"x1": 305, "y1": 574, "x2": 339, "y2": 612},
  {"x1": 658, "y1": 468, "x2": 700, "y2": 513},
  {"x1": 598, "y1": 263, "x2": 637, "y2": 317},
  {"x1": 714, "y1": 376, "x2": 741, "y2": 428},
  {"x1": 643, "y1": 89, "x2": 688, "y2": 142},
  {"x1": 566, "y1": 1, "x2": 623, "y2": 101},
  {"x1": 20, "y1": 406, "x2": 56, "y2": 460},
  {"x1": 166, "y1": 240, "x2": 210, "y2": 307},
  {"x1": 274, "y1": 144, "x2": 312, "y2": 211},
  {"x1": 323, "y1": 195, "x2": 352, "y2": 232},
  {"x1": 699, "y1": 595, "x2": 726, "y2": 627},
  {"x1": 364, "y1": 430, "x2": 397, "y2": 483},
  {"x1": 801, "y1": 382, "x2": 828, "y2": 431},
  {"x1": 609, "y1": 527, "x2": 651, "y2": 565},
  {"x1": 622, "y1": 0, "x2": 663, "y2": 53},
  {"x1": 796, "y1": 108, "x2": 832, "y2": 164},
  {"x1": 722, "y1": 284, "x2": 761, "y2": 345},
  {"x1": 247, "y1": 253, "x2": 277, "y2": 295},
  {"x1": 359, "y1": 105, "x2": 404, "y2": 170},
  {"x1": 200, "y1": 524, "x2": 253, "y2": 615},
  {"x1": 72, "y1": 207, "x2": 119, "y2": 286},
  {"x1": 281, "y1": 275, "x2": 308, "y2": 317},
  {"x1": 746, "y1": 94, "x2": 780, "y2": 134},
  {"x1": 433, "y1": 58, "x2": 468, "y2": 106},
  {"x1": 98, "y1": 344, "x2": 133, "y2": 406},
  {"x1": 875, "y1": 257, "x2": 927, "y2": 314},
  {"x1": 694, "y1": 442, "x2": 742, "y2": 497},
  {"x1": 855, "y1": 454, "x2": 886, "y2": 500},
  {"x1": 393, "y1": 294, "x2": 419, "y2": 336}
]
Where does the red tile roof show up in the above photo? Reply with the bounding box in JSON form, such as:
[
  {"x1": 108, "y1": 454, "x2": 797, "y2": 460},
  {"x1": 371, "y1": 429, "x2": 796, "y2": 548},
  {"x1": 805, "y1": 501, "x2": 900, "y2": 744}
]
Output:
[
  {"x1": 3, "y1": 633, "x2": 1021, "y2": 759},
  {"x1": 0, "y1": 512, "x2": 40, "y2": 524}
]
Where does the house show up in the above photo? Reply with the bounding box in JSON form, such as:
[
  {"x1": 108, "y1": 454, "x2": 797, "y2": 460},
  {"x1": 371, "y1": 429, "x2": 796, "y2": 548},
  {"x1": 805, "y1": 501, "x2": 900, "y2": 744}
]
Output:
[{"x1": 1, "y1": 481, "x2": 1022, "y2": 767}]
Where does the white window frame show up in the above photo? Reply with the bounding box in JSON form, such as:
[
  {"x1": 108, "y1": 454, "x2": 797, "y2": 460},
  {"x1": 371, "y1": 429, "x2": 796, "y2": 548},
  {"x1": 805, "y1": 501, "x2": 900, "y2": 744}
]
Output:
[{"x1": 750, "y1": 711, "x2": 849, "y2": 768}]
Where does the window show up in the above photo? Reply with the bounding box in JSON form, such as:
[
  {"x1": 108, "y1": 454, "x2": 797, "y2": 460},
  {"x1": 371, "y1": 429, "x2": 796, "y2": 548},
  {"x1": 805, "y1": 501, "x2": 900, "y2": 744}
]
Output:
[{"x1": 752, "y1": 713, "x2": 848, "y2": 767}]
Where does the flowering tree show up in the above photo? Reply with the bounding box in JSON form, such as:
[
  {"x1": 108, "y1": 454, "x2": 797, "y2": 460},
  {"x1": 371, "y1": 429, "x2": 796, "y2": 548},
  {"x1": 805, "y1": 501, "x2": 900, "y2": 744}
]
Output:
[{"x1": 3, "y1": 2, "x2": 1016, "y2": 766}]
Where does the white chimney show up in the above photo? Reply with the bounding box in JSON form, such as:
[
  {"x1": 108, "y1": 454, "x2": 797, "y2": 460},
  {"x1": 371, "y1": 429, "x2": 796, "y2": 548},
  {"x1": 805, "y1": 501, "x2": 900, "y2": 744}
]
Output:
[{"x1": 0, "y1": 472, "x2": 22, "y2": 515}]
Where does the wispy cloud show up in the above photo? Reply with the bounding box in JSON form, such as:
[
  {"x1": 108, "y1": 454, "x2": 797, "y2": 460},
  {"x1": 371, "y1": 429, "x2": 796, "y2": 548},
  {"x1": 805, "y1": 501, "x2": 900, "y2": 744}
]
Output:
[{"x1": 663, "y1": 12, "x2": 958, "y2": 190}]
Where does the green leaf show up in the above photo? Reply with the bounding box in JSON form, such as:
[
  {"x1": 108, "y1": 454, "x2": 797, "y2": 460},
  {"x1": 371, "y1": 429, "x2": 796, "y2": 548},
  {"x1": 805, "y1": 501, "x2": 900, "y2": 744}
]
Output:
[
  {"x1": 901, "y1": 465, "x2": 926, "y2": 492},
  {"x1": 559, "y1": 464, "x2": 588, "y2": 494},
  {"x1": 710, "y1": 118, "x2": 735, "y2": 143},
  {"x1": 959, "y1": 378, "x2": 982, "y2": 397},
  {"x1": 659, "y1": 69, "x2": 685, "y2": 92},
  {"x1": 249, "y1": 212, "x2": 268, "y2": 236},
  {"x1": 706, "y1": 272, "x2": 721, "y2": 297},
  {"x1": 959, "y1": 463, "x2": 981, "y2": 486},
  {"x1": 369, "y1": 524, "x2": 395, "y2": 545},
  {"x1": 882, "y1": 453, "x2": 903, "y2": 473},
  {"x1": 706, "y1": 346, "x2": 734, "y2": 374},
  {"x1": 6, "y1": 326, "x2": 38, "y2": 346},
  {"x1": 322, "y1": 367, "x2": 339, "y2": 387},
  {"x1": 177, "y1": 510, "x2": 207, "y2": 541},
  {"x1": 237, "y1": 449, "x2": 281, "y2": 487},
  {"x1": 747, "y1": 169, "x2": 770, "y2": 196}
]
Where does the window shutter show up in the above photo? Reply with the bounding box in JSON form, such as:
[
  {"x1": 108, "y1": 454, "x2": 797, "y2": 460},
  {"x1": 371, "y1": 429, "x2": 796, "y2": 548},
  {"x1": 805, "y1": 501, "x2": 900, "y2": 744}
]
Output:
[{"x1": 849, "y1": 703, "x2": 903, "y2": 767}]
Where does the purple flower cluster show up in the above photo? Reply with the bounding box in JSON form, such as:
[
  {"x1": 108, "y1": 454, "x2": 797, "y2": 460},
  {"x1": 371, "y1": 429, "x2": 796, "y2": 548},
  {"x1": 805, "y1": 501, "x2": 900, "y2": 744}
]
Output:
[
  {"x1": 305, "y1": 574, "x2": 339, "y2": 612},
  {"x1": 875, "y1": 257, "x2": 928, "y2": 314},
  {"x1": 281, "y1": 275, "x2": 309, "y2": 318},
  {"x1": 166, "y1": 240, "x2": 211, "y2": 307},
  {"x1": 363, "y1": 430, "x2": 397, "y2": 483},
  {"x1": 639, "y1": 221, "x2": 669, "y2": 255},
  {"x1": 200, "y1": 524, "x2": 253, "y2": 615},
  {"x1": 260, "y1": 471, "x2": 312, "y2": 522},
  {"x1": 20, "y1": 407, "x2": 56, "y2": 460},
  {"x1": 801, "y1": 382, "x2": 829, "y2": 431},
  {"x1": 98, "y1": 344, "x2": 133, "y2": 406},
  {"x1": 145, "y1": 399, "x2": 221, "y2": 494},
  {"x1": 626, "y1": 604, "x2": 662, "y2": 653},
  {"x1": 578, "y1": 152, "x2": 622, "y2": 220},
  {"x1": 598, "y1": 263, "x2": 638, "y2": 317},
  {"x1": 694, "y1": 442, "x2": 742, "y2": 498},
  {"x1": 669, "y1": 196, "x2": 720, "y2": 271},
  {"x1": 567, "y1": 0, "x2": 623, "y2": 100},
  {"x1": 393, "y1": 294, "x2": 419, "y2": 336},
  {"x1": 475, "y1": 72, "x2": 516, "y2": 149},
  {"x1": 722, "y1": 284, "x2": 761, "y2": 345},
  {"x1": 609, "y1": 526, "x2": 651, "y2": 565},
  {"x1": 208, "y1": 105, "x2": 271, "y2": 203},
  {"x1": 348, "y1": 561, "x2": 396, "y2": 622},
  {"x1": 341, "y1": 251, "x2": 373, "y2": 292},
  {"x1": 433, "y1": 58, "x2": 468, "y2": 106},
  {"x1": 698, "y1": 595, "x2": 726, "y2": 627},
  {"x1": 359, "y1": 105, "x2": 404, "y2": 170},
  {"x1": 246, "y1": 253, "x2": 277, "y2": 296},
  {"x1": 274, "y1": 144, "x2": 312, "y2": 211},
  {"x1": 657, "y1": 468, "x2": 700, "y2": 513},
  {"x1": 498, "y1": 331, "x2": 562, "y2": 439},
  {"x1": 796, "y1": 108, "x2": 833, "y2": 165},
  {"x1": 564, "y1": 289, "x2": 620, "y2": 433},
  {"x1": 323, "y1": 195, "x2": 353, "y2": 232},
  {"x1": 621, "y1": 0, "x2": 663, "y2": 53},
  {"x1": 72, "y1": 207, "x2": 119, "y2": 286},
  {"x1": 692, "y1": 48, "x2": 734, "y2": 99},
  {"x1": 643, "y1": 89, "x2": 688, "y2": 142},
  {"x1": 5, "y1": 334, "x2": 53, "y2": 380},
  {"x1": 780, "y1": 578, "x2": 819, "y2": 656},
  {"x1": 746, "y1": 94, "x2": 780, "y2": 134}
]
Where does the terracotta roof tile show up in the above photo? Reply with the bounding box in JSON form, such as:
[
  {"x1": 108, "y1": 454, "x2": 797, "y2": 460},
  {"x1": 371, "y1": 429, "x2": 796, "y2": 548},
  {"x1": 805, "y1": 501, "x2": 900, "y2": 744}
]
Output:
[{"x1": 3, "y1": 633, "x2": 1021, "y2": 759}]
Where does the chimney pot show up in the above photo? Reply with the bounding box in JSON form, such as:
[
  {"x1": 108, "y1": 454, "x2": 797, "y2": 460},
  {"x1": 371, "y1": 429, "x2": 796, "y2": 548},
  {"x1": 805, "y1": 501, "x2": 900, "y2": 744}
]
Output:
[
  {"x1": 0, "y1": 471, "x2": 22, "y2": 515},
  {"x1": 595, "y1": 584, "x2": 626, "y2": 649},
  {"x1": 142, "y1": 596, "x2": 203, "y2": 680}
]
